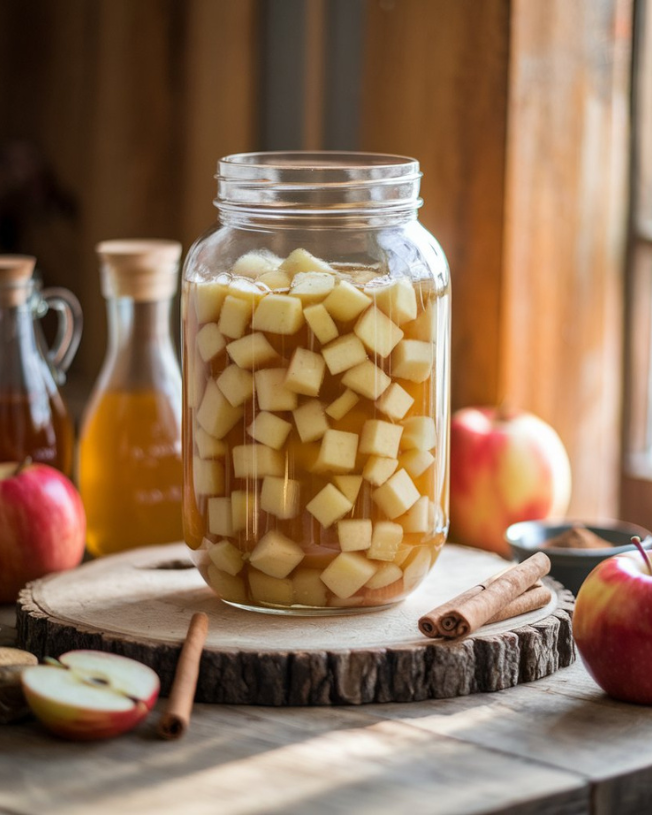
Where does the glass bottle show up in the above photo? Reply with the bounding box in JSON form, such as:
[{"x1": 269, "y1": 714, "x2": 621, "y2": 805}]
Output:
[
  {"x1": 182, "y1": 152, "x2": 451, "y2": 614},
  {"x1": 0, "y1": 255, "x2": 81, "y2": 477},
  {"x1": 79, "y1": 240, "x2": 184, "y2": 557}
]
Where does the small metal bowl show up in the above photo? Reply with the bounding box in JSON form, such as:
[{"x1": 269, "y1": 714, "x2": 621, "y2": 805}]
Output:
[{"x1": 505, "y1": 519, "x2": 652, "y2": 596}]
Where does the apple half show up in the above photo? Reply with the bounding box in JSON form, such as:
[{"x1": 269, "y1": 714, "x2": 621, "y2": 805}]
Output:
[{"x1": 21, "y1": 650, "x2": 160, "y2": 740}]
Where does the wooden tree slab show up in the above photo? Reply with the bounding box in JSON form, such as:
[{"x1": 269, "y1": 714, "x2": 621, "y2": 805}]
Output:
[{"x1": 16, "y1": 543, "x2": 575, "y2": 705}]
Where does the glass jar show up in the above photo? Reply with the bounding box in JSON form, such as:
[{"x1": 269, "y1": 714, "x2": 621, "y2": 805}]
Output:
[
  {"x1": 182, "y1": 152, "x2": 450, "y2": 614},
  {"x1": 0, "y1": 255, "x2": 81, "y2": 477},
  {"x1": 78, "y1": 240, "x2": 184, "y2": 557}
]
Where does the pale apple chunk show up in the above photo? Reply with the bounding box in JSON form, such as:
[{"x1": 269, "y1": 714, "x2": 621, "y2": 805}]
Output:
[
  {"x1": 337, "y1": 518, "x2": 372, "y2": 551},
  {"x1": 321, "y1": 333, "x2": 368, "y2": 375},
  {"x1": 284, "y1": 347, "x2": 326, "y2": 396},
  {"x1": 372, "y1": 469, "x2": 420, "y2": 519},
  {"x1": 362, "y1": 456, "x2": 399, "y2": 487},
  {"x1": 325, "y1": 389, "x2": 360, "y2": 421},
  {"x1": 320, "y1": 552, "x2": 377, "y2": 599},
  {"x1": 249, "y1": 530, "x2": 304, "y2": 578},
  {"x1": 292, "y1": 568, "x2": 328, "y2": 607},
  {"x1": 207, "y1": 496, "x2": 233, "y2": 537},
  {"x1": 195, "y1": 280, "x2": 229, "y2": 323},
  {"x1": 292, "y1": 399, "x2": 330, "y2": 442},
  {"x1": 391, "y1": 339, "x2": 433, "y2": 383},
  {"x1": 254, "y1": 368, "x2": 299, "y2": 411},
  {"x1": 260, "y1": 476, "x2": 300, "y2": 519},
  {"x1": 195, "y1": 428, "x2": 227, "y2": 459},
  {"x1": 313, "y1": 429, "x2": 359, "y2": 474},
  {"x1": 227, "y1": 278, "x2": 267, "y2": 306},
  {"x1": 196, "y1": 323, "x2": 226, "y2": 362},
  {"x1": 398, "y1": 495, "x2": 431, "y2": 533},
  {"x1": 207, "y1": 564, "x2": 247, "y2": 603},
  {"x1": 368, "y1": 521, "x2": 403, "y2": 561},
  {"x1": 279, "y1": 248, "x2": 335, "y2": 276},
  {"x1": 402, "y1": 547, "x2": 432, "y2": 592},
  {"x1": 208, "y1": 540, "x2": 245, "y2": 576},
  {"x1": 226, "y1": 332, "x2": 278, "y2": 369},
  {"x1": 401, "y1": 416, "x2": 437, "y2": 450},
  {"x1": 323, "y1": 280, "x2": 372, "y2": 322},
  {"x1": 247, "y1": 411, "x2": 292, "y2": 450},
  {"x1": 332, "y1": 474, "x2": 363, "y2": 504},
  {"x1": 354, "y1": 306, "x2": 404, "y2": 359},
  {"x1": 359, "y1": 419, "x2": 403, "y2": 458},
  {"x1": 248, "y1": 569, "x2": 294, "y2": 606},
  {"x1": 258, "y1": 269, "x2": 292, "y2": 290},
  {"x1": 375, "y1": 382, "x2": 414, "y2": 421},
  {"x1": 216, "y1": 364, "x2": 254, "y2": 407},
  {"x1": 365, "y1": 562, "x2": 403, "y2": 590},
  {"x1": 231, "y1": 490, "x2": 257, "y2": 534},
  {"x1": 329, "y1": 594, "x2": 365, "y2": 608},
  {"x1": 193, "y1": 457, "x2": 224, "y2": 495},
  {"x1": 217, "y1": 294, "x2": 254, "y2": 339},
  {"x1": 196, "y1": 380, "x2": 244, "y2": 439},
  {"x1": 341, "y1": 360, "x2": 391, "y2": 401},
  {"x1": 231, "y1": 250, "x2": 281, "y2": 279},
  {"x1": 368, "y1": 277, "x2": 418, "y2": 325},
  {"x1": 186, "y1": 351, "x2": 205, "y2": 409},
  {"x1": 289, "y1": 272, "x2": 335, "y2": 303},
  {"x1": 232, "y1": 444, "x2": 285, "y2": 479},
  {"x1": 252, "y1": 294, "x2": 304, "y2": 335},
  {"x1": 306, "y1": 484, "x2": 353, "y2": 528},
  {"x1": 398, "y1": 448, "x2": 435, "y2": 478},
  {"x1": 303, "y1": 303, "x2": 339, "y2": 345},
  {"x1": 404, "y1": 300, "x2": 436, "y2": 342}
]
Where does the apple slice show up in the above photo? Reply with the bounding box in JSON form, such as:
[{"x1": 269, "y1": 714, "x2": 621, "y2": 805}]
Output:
[{"x1": 21, "y1": 650, "x2": 160, "y2": 740}]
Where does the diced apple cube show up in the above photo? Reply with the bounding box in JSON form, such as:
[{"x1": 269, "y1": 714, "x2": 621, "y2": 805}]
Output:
[
  {"x1": 372, "y1": 469, "x2": 420, "y2": 519},
  {"x1": 404, "y1": 300, "x2": 436, "y2": 341},
  {"x1": 232, "y1": 250, "x2": 281, "y2": 279},
  {"x1": 227, "y1": 278, "x2": 267, "y2": 306},
  {"x1": 207, "y1": 564, "x2": 247, "y2": 603},
  {"x1": 368, "y1": 278, "x2": 417, "y2": 325},
  {"x1": 359, "y1": 419, "x2": 403, "y2": 458},
  {"x1": 186, "y1": 351, "x2": 205, "y2": 409},
  {"x1": 354, "y1": 306, "x2": 404, "y2": 358},
  {"x1": 332, "y1": 474, "x2": 363, "y2": 504},
  {"x1": 321, "y1": 333, "x2": 367, "y2": 375},
  {"x1": 289, "y1": 272, "x2": 335, "y2": 303},
  {"x1": 304, "y1": 303, "x2": 339, "y2": 345},
  {"x1": 247, "y1": 411, "x2": 292, "y2": 449},
  {"x1": 284, "y1": 348, "x2": 326, "y2": 396},
  {"x1": 231, "y1": 490, "x2": 257, "y2": 535},
  {"x1": 313, "y1": 429, "x2": 359, "y2": 474},
  {"x1": 217, "y1": 294, "x2": 254, "y2": 339},
  {"x1": 260, "y1": 476, "x2": 300, "y2": 519},
  {"x1": 398, "y1": 495, "x2": 432, "y2": 533},
  {"x1": 258, "y1": 269, "x2": 292, "y2": 290},
  {"x1": 337, "y1": 519, "x2": 372, "y2": 552},
  {"x1": 252, "y1": 294, "x2": 304, "y2": 334},
  {"x1": 193, "y1": 457, "x2": 224, "y2": 495},
  {"x1": 341, "y1": 360, "x2": 391, "y2": 400},
  {"x1": 292, "y1": 399, "x2": 330, "y2": 442},
  {"x1": 249, "y1": 530, "x2": 304, "y2": 578},
  {"x1": 391, "y1": 339, "x2": 433, "y2": 383},
  {"x1": 207, "y1": 496, "x2": 233, "y2": 537},
  {"x1": 362, "y1": 456, "x2": 399, "y2": 486},
  {"x1": 196, "y1": 323, "x2": 226, "y2": 362},
  {"x1": 248, "y1": 569, "x2": 294, "y2": 606},
  {"x1": 196, "y1": 380, "x2": 244, "y2": 439},
  {"x1": 401, "y1": 416, "x2": 437, "y2": 450},
  {"x1": 365, "y1": 562, "x2": 403, "y2": 590},
  {"x1": 208, "y1": 540, "x2": 245, "y2": 576},
  {"x1": 195, "y1": 280, "x2": 229, "y2": 323},
  {"x1": 306, "y1": 484, "x2": 353, "y2": 528},
  {"x1": 320, "y1": 552, "x2": 377, "y2": 599},
  {"x1": 226, "y1": 332, "x2": 278, "y2": 369},
  {"x1": 292, "y1": 568, "x2": 328, "y2": 607},
  {"x1": 402, "y1": 547, "x2": 432, "y2": 592},
  {"x1": 279, "y1": 248, "x2": 335, "y2": 276},
  {"x1": 368, "y1": 521, "x2": 404, "y2": 561},
  {"x1": 323, "y1": 280, "x2": 372, "y2": 322},
  {"x1": 217, "y1": 364, "x2": 254, "y2": 406},
  {"x1": 398, "y1": 448, "x2": 435, "y2": 478},
  {"x1": 254, "y1": 368, "x2": 298, "y2": 411},
  {"x1": 325, "y1": 389, "x2": 360, "y2": 421},
  {"x1": 375, "y1": 382, "x2": 414, "y2": 421},
  {"x1": 232, "y1": 444, "x2": 285, "y2": 478},
  {"x1": 195, "y1": 428, "x2": 227, "y2": 459}
]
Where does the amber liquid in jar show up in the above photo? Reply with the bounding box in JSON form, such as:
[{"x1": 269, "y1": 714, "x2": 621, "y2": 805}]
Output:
[
  {"x1": 183, "y1": 250, "x2": 447, "y2": 611},
  {"x1": 80, "y1": 389, "x2": 183, "y2": 557}
]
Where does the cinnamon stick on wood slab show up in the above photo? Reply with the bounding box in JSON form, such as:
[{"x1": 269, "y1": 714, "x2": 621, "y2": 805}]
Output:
[{"x1": 418, "y1": 552, "x2": 551, "y2": 639}]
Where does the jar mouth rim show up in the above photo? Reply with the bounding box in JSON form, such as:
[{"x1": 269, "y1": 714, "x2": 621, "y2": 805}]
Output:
[{"x1": 218, "y1": 151, "x2": 420, "y2": 177}]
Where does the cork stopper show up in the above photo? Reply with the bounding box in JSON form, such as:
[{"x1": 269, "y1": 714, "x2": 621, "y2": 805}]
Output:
[
  {"x1": 96, "y1": 239, "x2": 182, "y2": 301},
  {"x1": 0, "y1": 255, "x2": 37, "y2": 306}
]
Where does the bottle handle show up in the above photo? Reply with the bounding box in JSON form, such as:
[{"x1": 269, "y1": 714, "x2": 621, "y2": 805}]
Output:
[{"x1": 39, "y1": 287, "x2": 83, "y2": 382}]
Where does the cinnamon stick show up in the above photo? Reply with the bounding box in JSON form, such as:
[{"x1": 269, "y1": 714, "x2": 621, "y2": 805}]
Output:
[
  {"x1": 157, "y1": 612, "x2": 208, "y2": 740},
  {"x1": 418, "y1": 552, "x2": 551, "y2": 639}
]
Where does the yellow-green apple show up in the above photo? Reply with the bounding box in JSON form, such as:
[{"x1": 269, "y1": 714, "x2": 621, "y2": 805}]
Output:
[
  {"x1": 573, "y1": 537, "x2": 652, "y2": 704},
  {"x1": 449, "y1": 407, "x2": 571, "y2": 557},
  {"x1": 21, "y1": 650, "x2": 160, "y2": 739},
  {"x1": 0, "y1": 461, "x2": 86, "y2": 602}
]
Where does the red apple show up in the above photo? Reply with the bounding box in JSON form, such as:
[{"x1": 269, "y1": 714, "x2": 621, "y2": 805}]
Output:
[
  {"x1": 449, "y1": 406, "x2": 572, "y2": 557},
  {"x1": 0, "y1": 460, "x2": 86, "y2": 602},
  {"x1": 573, "y1": 537, "x2": 652, "y2": 704}
]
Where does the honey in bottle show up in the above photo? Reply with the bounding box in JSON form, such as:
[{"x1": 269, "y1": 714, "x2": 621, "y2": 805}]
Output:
[{"x1": 78, "y1": 240, "x2": 184, "y2": 556}]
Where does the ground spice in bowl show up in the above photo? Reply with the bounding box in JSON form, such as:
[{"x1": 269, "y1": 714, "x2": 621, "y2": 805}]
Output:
[{"x1": 541, "y1": 526, "x2": 614, "y2": 550}]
